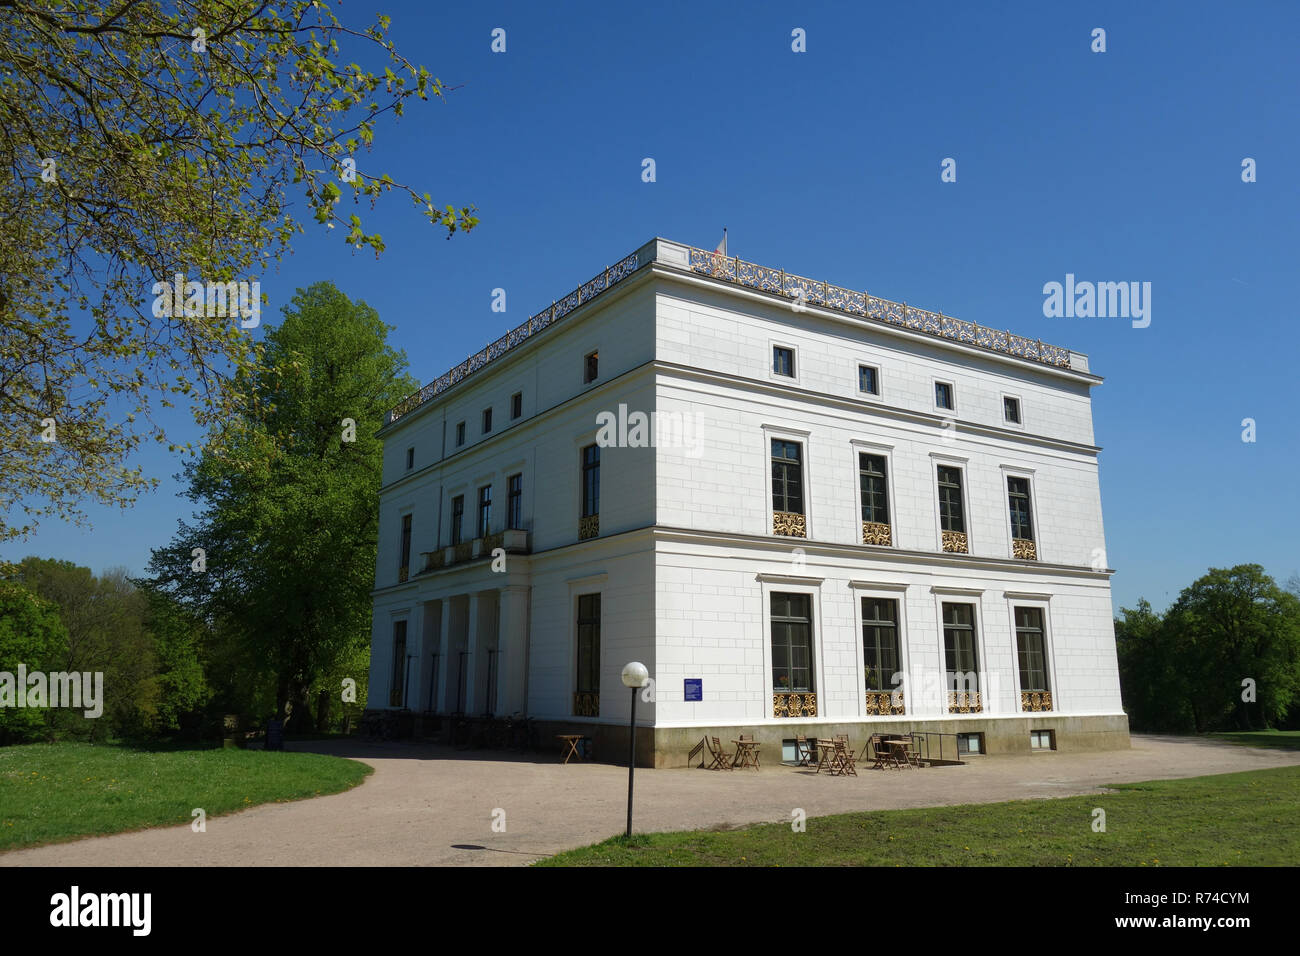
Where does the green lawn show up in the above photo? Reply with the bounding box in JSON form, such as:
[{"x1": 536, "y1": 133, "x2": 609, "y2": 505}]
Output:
[
  {"x1": 1211, "y1": 729, "x2": 1300, "y2": 751},
  {"x1": 0, "y1": 742, "x2": 372, "y2": 852},
  {"x1": 537, "y1": 766, "x2": 1300, "y2": 866}
]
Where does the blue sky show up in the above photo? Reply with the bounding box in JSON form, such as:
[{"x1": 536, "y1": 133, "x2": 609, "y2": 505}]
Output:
[{"x1": 7, "y1": 0, "x2": 1298, "y2": 613}]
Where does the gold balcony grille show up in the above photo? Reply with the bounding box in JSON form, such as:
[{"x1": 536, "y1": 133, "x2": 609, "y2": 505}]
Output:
[
  {"x1": 862, "y1": 521, "x2": 892, "y2": 546},
  {"x1": 1021, "y1": 691, "x2": 1053, "y2": 712},
  {"x1": 942, "y1": 530, "x2": 969, "y2": 554},
  {"x1": 1013, "y1": 538, "x2": 1038, "y2": 560},
  {"x1": 398, "y1": 566, "x2": 409, "y2": 583},
  {"x1": 773, "y1": 692, "x2": 817, "y2": 718},
  {"x1": 454, "y1": 541, "x2": 472, "y2": 563},
  {"x1": 948, "y1": 690, "x2": 982, "y2": 713},
  {"x1": 573, "y1": 691, "x2": 599, "y2": 716},
  {"x1": 865, "y1": 691, "x2": 904, "y2": 715},
  {"x1": 578, "y1": 514, "x2": 599, "y2": 540},
  {"x1": 773, "y1": 511, "x2": 806, "y2": 537}
]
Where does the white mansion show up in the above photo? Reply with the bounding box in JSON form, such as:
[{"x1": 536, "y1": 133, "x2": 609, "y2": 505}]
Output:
[{"x1": 367, "y1": 238, "x2": 1129, "y2": 765}]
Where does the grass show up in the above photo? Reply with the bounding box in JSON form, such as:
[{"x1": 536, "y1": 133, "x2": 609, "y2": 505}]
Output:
[
  {"x1": 537, "y1": 766, "x2": 1300, "y2": 866},
  {"x1": 1210, "y1": 729, "x2": 1300, "y2": 751},
  {"x1": 0, "y1": 742, "x2": 372, "y2": 852}
]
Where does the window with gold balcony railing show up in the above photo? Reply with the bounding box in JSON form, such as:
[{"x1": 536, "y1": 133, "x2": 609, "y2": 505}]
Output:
[{"x1": 773, "y1": 692, "x2": 817, "y2": 717}]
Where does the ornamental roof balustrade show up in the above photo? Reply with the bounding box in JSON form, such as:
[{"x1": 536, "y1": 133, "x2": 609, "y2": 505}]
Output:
[{"x1": 386, "y1": 240, "x2": 1077, "y2": 425}]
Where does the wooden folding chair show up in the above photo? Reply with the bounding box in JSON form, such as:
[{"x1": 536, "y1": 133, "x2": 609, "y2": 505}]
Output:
[
  {"x1": 794, "y1": 734, "x2": 814, "y2": 767},
  {"x1": 868, "y1": 734, "x2": 889, "y2": 770},
  {"x1": 707, "y1": 736, "x2": 734, "y2": 771},
  {"x1": 834, "y1": 739, "x2": 857, "y2": 776}
]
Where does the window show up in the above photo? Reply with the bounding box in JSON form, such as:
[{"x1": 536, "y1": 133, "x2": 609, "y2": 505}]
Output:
[
  {"x1": 455, "y1": 421, "x2": 466, "y2": 447},
  {"x1": 859, "y1": 453, "x2": 889, "y2": 525},
  {"x1": 957, "y1": 732, "x2": 984, "y2": 755},
  {"x1": 935, "y1": 381, "x2": 954, "y2": 410},
  {"x1": 584, "y1": 350, "x2": 599, "y2": 383},
  {"x1": 398, "y1": 514, "x2": 412, "y2": 577},
  {"x1": 1030, "y1": 730, "x2": 1055, "y2": 751},
  {"x1": 862, "y1": 598, "x2": 900, "y2": 692},
  {"x1": 937, "y1": 466, "x2": 965, "y2": 533},
  {"x1": 943, "y1": 602, "x2": 980, "y2": 694},
  {"x1": 773, "y1": 345, "x2": 795, "y2": 378},
  {"x1": 482, "y1": 408, "x2": 492, "y2": 434},
  {"x1": 511, "y1": 392, "x2": 522, "y2": 419},
  {"x1": 581, "y1": 444, "x2": 600, "y2": 517},
  {"x1": 1007, "y1": 476, "x2": 1034, "y2": 542},
  {"x1": 1003, "y1": 396, "x2": 1021, "y2": 424},
  {"x1": 1016, "y1": 606, "x2": 1050, "y2": 693},
  {"x1": 507, "y1": 473, "x2": 523, "y2": 529},
  {"x1": 390, "y1": 620, "x2": 407, "y2": 707},
  {"x1": 477, "y1": 484, "x2": 492, "y2": 538},
  {"x1": 771, "y1": 592, "x2": 813, "y2": 693},
  {"x1": 450, "y1": 495, "x2": 465, "y2": 545},
  {"x1": 770, "y1": 439, "x2": 804, "y2": 515},
  {"x1": 575, "y1": 593, "x2": 601, "y2": 712},
  {"x1": 858, "y1": 364, "x2": 879, "y2": 395},
  {"x1": 405, "y1": 447, "x2": 414, "y2": 471}
]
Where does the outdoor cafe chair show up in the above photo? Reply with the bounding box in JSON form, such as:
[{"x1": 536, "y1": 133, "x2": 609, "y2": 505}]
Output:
[{"x1": 707, "y1": 736, "x2": 734, "y2": 771}]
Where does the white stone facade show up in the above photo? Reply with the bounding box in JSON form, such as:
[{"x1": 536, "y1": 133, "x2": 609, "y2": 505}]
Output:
[{"x1": 368, "y1": 238, "x2": 1127, "y2": 762}]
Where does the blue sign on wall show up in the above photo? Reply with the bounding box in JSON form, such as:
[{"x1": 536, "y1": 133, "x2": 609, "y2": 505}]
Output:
[{"x1": 684, "y1": 679, "x2": 702, "y2": 702}]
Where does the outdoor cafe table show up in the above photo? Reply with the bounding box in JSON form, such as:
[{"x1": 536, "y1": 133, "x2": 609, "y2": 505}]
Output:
[
  {"x1": 884, "y1": 738, "x2": 912, "y2": 769},
  {"x1": 731, "y1": 739, "x2": 761, "y2": 769},
  {"x1": 813, "y1": 738, "x2": 840, "y2": 773},
  {"x1": 556, "y1": 734, "x2": 588, "y2": 764}
]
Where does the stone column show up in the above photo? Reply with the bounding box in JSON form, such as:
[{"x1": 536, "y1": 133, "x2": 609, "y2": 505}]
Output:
[{"x1": 496, "y1": 586, "x2": 531, "y2": 715}]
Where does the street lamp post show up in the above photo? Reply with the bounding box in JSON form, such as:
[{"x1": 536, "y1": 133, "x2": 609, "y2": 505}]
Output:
[{"x1": 621, "y1": 661, "x2": 649, "y2": 839}]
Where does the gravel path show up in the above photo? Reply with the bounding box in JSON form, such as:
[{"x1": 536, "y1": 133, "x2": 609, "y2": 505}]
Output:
[{"x1": 4, "y1": 734, "x2": 1297, "y2": 866}]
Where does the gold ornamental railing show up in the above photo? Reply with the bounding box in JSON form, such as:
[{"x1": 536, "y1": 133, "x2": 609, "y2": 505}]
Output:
[
  {"x1": 773, "y1": 692, "x2": 817, "y2": 718},
  {"x1": 573, "y1": 691, "x2": 599, "y2": 717},
  {"x1": 773, "y1": 511, "x2": 806, "y2": 537},
  {"x1": 948, "y1": 690, "x2": 982, "y2": 713},
  {"x1": 942, "y1": 530, "x2": 969, "y2": 554},
  {"x1": 865, "y1": 691, "x2": 904, "y2": 715},
  {"x1": 1013, "y1": 538, "x2": 1037, "y2": 560},
  {"x1": 578, "y1": 514, "x2": 599, "y2": 540},
  {"x1": 862, "y1": 521, "x2": 892, "y2": 546},
  {"x1": 1021, "y1": 691, "x2": 1052, "y2": 712}
]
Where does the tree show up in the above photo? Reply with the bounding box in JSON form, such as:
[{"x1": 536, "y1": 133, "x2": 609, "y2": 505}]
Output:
[
  {"x1": 0, "y1": 579, "x2": 68, "y2": 744},
  {"x1": 147, "y1": 281, "x2": 412, "y2": 730},
  {"x1": 0, "y1": 1, "x2": 475, "y2": 542},
  {"x1": 1163, "y1": 565, "x2": 1300, "y2": 732},
  {"x1": 1114, "y1": 599, "x2": 1190, "y2": 733}
]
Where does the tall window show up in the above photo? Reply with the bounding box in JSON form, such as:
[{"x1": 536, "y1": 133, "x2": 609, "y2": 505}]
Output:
[
  {"x1": 584, "y1": 350, "x2": 599, "y2": 383},
  {"x1": 511, "y1": 392, "x2": 523, "y2": 419},
  {"x1": 1015, "y1": 607, "x2": 1049, "y2": 693},
  {"x1": 937, "y1": 466, "x2": 965, "y2": 533},
  {"x1": 581, "y1": 444, "x2": 600, "y2": 516},
  {"x1": 482, "y1": 407, "x2": 493, "y2": 434},
  {"x1": 455, "y1": 422, "x2": 466, "y2": 446},
  {"x1": 451, "y1": 495, "x2": 465, "y2": 545},
  {"x1": 575, "y1": 593, "x2": 601, "y2": 711},
  {"x1": 399, "y1": 514, "x2": 412, "y2": 577},
  {"x1": 773, "y1": 345, "x2": 795, "y2": 377},
  {"x1": 771, "y1": 439, "x2": 803, "y2": 514},
  {"x1": 405, "y1": 447, "x2": 414, "y2": 470},
  {"x1": 1007, "y1": 476, "x2": 1034, "y2": 541},
  {"x1": 477, "y1": 485, "x2": 492, "y2": 538},
  {"x1": 771, "y1": 593, "x2": 813, "y2": 693},
  {"x1": 507, "y1": 473, "x2": 523, "y2": 529},
  {"x1": 859, "y1": 453, "x2": 889, "y2": 524},
  {"x1": 862, "y1": 598, "x2": 900, "y2": 692},
  {"x1": 942, "y1": 603, "x2": 979, "y2": 691},
  {"x1": 390, "y1": 620, "x2": 407, "y2": 707}
]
